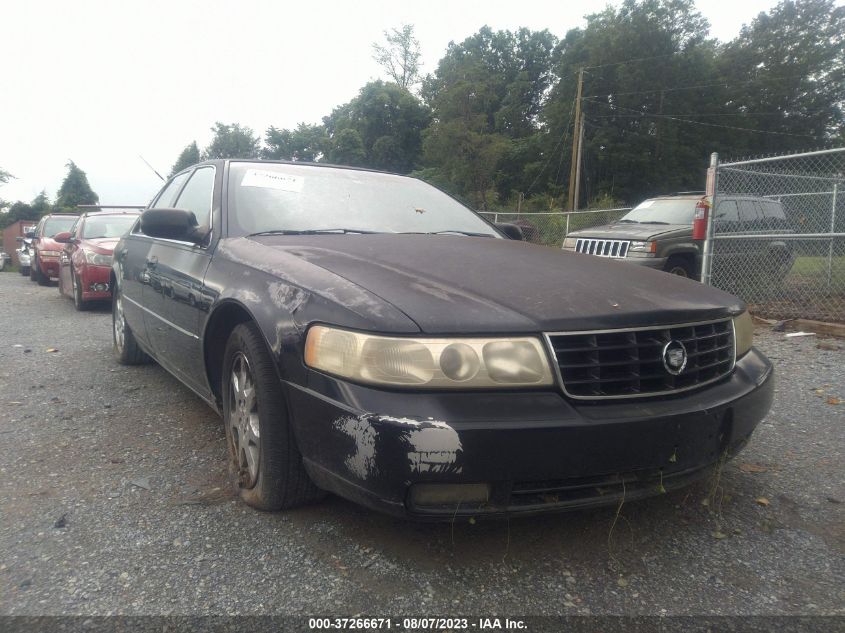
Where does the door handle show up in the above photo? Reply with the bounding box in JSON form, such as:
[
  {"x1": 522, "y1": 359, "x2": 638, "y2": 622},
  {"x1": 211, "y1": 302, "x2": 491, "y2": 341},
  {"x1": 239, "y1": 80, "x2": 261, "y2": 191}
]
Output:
[{"x1": 146, "y1": 256, "x2": 158, "y2": 268}]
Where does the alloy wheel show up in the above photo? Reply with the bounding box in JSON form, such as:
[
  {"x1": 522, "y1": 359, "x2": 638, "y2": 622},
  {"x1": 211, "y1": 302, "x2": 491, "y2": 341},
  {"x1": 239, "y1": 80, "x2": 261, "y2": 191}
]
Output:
[
  {"x1": 113, "y1": 294, "x2": 125, "y2": 352},
  {"x1": 228, "y1": 352, "x2": 260, "y2": 487}
]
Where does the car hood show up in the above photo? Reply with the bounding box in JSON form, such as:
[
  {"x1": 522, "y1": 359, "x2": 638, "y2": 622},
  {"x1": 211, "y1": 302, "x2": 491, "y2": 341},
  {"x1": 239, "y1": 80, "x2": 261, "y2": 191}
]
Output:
[
  {"x1": 38, "y1": 237, "x2": 64, "y2": 251},
  {"x1": 241, "y1": 234, "x2": 743, "y2": 333},
  {"x1": 568, "y1": 223, "x2": 691, "y2": 240},
  {"x1": 82, "y1": 238, "x2": 120, "y2": 254}
]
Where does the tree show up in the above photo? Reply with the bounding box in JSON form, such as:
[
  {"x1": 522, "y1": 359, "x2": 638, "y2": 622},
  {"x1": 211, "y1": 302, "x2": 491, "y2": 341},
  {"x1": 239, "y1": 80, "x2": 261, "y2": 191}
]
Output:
[
  {"x1": 0, "y1": 191, "x2": 51, "y2": 229},
  {"x1": 55, "y1": 161, "x2": 98, "y2": 210},
  {"x1": 541, "y1": 0, "x2": 719, "y2": 205},
  {"x1": 170, "y1": 141, "x2": 200, "y2": 175},
  {"x1": 262, "y1": 123, "x2": 327, "y2": 162},
  {"x1": 202, "y1": 122, "x2": 261, "y2": 159},
  {"x1": 718, "y1": 0, "x2": 845, "y2": 155},
  {"x1": 323, "y1": 80, "x2": 430, "y2": 172},
  {"x1": 420, "y1": 26, "x2": 556, "y2": 204},
  {"x1": 372, "y1": 24, "x2": 422, "y2": 90}
]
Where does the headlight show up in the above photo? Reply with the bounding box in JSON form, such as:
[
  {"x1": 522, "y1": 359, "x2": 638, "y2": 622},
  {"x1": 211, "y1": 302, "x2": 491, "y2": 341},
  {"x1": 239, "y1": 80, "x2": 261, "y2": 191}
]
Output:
[
  {"x1": 304, "y1": 325, "x2": 555, "y2": 389},
  {"x1": 627, "y1": 241, "x2": 656, "y2": 257},
  {"x1": 562, "y1": 237, "x2": 577, "y2": 249},
  {"x1": 733, "y1": 311, "x2": 753, "y2": 358},
  {"x1": 40, "y1": 250, "x2": 61, "y2": 258},
  {"x1": 84, "y1": 250, "x2": 112, "y2": 266}
]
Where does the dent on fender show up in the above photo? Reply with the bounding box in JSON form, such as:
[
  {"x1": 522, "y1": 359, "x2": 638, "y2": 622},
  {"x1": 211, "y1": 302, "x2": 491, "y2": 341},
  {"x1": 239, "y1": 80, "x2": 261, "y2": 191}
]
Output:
[{"x1": 332, "y1": 414, "x2": 464, "y2": 480}]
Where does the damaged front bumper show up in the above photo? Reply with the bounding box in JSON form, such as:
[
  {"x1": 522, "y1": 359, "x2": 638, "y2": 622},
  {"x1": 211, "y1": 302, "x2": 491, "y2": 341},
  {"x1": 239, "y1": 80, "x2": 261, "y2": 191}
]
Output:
[{"x1": 286, "y1": 348, "x2": 774, "y2": 520}]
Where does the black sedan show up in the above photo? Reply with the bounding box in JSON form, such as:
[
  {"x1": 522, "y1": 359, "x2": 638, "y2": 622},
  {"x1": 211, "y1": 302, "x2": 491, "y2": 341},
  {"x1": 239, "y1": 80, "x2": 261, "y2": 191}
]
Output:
[{"x1": 111, "y1": 160, "x2": 774, "y2": 518}]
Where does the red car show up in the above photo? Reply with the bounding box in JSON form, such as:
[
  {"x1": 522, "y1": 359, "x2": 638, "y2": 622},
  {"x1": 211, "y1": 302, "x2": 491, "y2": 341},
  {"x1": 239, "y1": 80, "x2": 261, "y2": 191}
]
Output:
[
  {"x1": 55, "y1": 211, "x2": 140, "y2": 310},
  {"x1": 28, "y1": 213, "x2": 79, "y2": 285}
]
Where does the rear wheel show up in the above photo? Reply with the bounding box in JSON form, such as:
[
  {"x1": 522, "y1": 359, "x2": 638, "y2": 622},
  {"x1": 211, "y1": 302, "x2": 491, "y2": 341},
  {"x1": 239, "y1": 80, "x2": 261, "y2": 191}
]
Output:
[
  {"x1": 29, "y1": 259, "x2": 37, "y2": 282},
  {"x1": 222, "y1": 322, "x2": 324, "y2": 511},
  {"x1": 112, "y1": 287, "x2": 149, "y2": 365},
  {"x1": 664, "y1": 255, "x2": 694, "y2": 279},
  {"x1": 19, "y1": 266, "x2": 29, "y2": 276}
]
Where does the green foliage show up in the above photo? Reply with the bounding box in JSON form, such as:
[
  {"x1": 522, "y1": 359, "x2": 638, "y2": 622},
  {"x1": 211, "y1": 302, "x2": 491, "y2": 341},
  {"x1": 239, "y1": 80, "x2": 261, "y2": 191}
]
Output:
[
  {"x1": 203, "y1": 122, "x2": 261, "y2": 160},
  {"x1": 323, "y1": 81, "x2": 430, "y2": 172},
  {"x1": 170, "y1": 141, "x2": 200, "y2": 176},
  {"x1": 55, "y1": 161, "x2": 98, "y2": 210},
  {"x1": 372, "y1": 24, "x2": 422, "y2": 90},
  {"x1": 0, "y1": 191, "x2": 52, "y2": 229},
  {"x1": 718, "y1": 0, "x2": 845, "y2": 155},
  {"x1": 262, "y1": 123, "x2": 326, "y2": 162},
  {"x1": 420, "y1": 26, "x2": 557, "y2": 205}
]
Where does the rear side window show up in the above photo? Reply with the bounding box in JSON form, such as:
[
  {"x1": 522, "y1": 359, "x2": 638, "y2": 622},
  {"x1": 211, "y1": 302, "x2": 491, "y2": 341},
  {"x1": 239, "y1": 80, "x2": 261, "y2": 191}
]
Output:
[
  {"x1": 153, "y1": 172, "x2": 190, "y2": 208},
  {"x1": 760, "y1": 201, "x2": 786, "y2": 220},
  {"x1": 737, "y1": 200, "x2": 760, "y2": 222}
]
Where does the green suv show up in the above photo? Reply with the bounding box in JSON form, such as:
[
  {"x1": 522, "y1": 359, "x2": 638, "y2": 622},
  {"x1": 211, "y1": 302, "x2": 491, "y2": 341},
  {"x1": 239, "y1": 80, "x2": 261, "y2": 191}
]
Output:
[{"x1": 563, "y1": 193, "x2": 794, "y2": 280}]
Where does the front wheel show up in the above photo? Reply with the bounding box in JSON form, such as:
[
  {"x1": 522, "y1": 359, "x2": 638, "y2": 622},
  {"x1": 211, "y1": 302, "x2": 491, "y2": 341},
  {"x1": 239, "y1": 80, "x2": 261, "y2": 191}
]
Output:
[
  {"x1": 112, "y1": 287, "x2": 149, "y2": 365},
  {"x1": 72, "y1": 271, "x2": 89, "y2": 311},
  {"x1": 663, "y1": 256, "x2": 694, "y2": 278},
  {"x1": 222, "y1": 322, "x2": 324, "y2": 511}
]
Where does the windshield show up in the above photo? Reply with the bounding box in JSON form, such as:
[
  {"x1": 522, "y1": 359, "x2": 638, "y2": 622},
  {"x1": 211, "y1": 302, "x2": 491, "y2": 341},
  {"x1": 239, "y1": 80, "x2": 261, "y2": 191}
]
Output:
[
  {"x1": 43, "y1": 216, "x2": 78, "y2": 237},
  {"x1": 619, "y1": 199, "x2": 698, "y2": 225},
  {"x1": 227, "y1": 163, "x2": 500, "y2": 238},
  {"x1": 81, "y1": 214, "x2": 139, "y2": 239}
]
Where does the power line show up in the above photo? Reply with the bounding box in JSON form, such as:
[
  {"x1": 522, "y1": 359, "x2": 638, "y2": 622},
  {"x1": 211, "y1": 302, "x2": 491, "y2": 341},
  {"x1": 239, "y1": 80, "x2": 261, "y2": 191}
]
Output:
[
  {"x1": 588, "y1": 110, "x2": 828, "y2": 119},
  {"x1": 586, "y1": 101, "x2": 820, "y2": 138},
  {"x1": 583, "y1": 52, "x2": 684, "y2": 70},
  {"x1": 581, "y1": 75, "x2": 814, "y2": 100}
]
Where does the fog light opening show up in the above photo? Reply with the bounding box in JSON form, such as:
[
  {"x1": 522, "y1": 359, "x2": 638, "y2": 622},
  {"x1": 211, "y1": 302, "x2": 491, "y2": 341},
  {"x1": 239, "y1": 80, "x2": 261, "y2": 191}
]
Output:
[{"x1": 409, "y1": 483, "x2": 491, "y2": 508}]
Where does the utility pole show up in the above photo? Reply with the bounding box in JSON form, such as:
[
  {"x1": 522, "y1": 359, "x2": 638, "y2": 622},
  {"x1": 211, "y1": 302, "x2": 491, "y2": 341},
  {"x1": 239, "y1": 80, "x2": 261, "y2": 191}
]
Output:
[{"x1": 567, "y1": 67, "x2": 585, "y2": 211}]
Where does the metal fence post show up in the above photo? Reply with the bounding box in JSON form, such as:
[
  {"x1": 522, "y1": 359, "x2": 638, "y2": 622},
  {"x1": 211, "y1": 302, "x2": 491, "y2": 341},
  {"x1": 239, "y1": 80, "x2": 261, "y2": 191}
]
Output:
[
  {"x1": 829, "y1": 182, "x2": 838, "y2": 291},
  {"x1": 701, "y1": 152, "x2": 719, "y2": 285},
  {"x1": 565, "y1": 213, "x2": 570, "y2": 239}
]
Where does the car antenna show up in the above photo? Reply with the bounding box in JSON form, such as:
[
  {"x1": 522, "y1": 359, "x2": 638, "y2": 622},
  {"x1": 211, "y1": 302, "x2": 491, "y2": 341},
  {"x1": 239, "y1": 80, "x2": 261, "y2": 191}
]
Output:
[{"x1": 138, "y1": 155, "x2": 165, "y2": 182}]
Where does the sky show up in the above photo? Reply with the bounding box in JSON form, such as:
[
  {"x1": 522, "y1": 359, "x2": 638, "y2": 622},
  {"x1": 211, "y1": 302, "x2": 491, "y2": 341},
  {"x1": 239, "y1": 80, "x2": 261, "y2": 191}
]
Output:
[{"x1": 1, "y1": 0, "x2": 793, "y2": 208}]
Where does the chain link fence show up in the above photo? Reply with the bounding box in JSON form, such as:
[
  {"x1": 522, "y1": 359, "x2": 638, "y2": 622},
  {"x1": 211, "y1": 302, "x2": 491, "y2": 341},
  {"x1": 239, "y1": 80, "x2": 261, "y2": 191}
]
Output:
[
  {"x1": 705, "y1": 148, "x2": 845, "y2": 323},
  {"x1": 478, "y1": 208, "x2": 630, "y2": 247}
]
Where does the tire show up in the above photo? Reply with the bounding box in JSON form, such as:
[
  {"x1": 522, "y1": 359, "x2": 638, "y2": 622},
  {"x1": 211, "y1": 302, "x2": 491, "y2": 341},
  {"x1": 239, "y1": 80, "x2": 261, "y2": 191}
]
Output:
[
  {"x1": 34, "y1": 257, "x2": 49, "y2": 286},
  {"x1": 222, "y1": 322, "x2": 324, "y2": 511},
  {"x1": 663, "y1": 256, "x2": 694, "y2": 279},
  {"x1": 20, "y1": 267, "x2": 29, "y2": 277},
  {"x1": 29, "y1": 259, "x2": 37, "y2": 282},
  {"x1": 72, "y1": 271, "x2": 89, "y2": 311},
  {"x1": 112, "y1": 286, "x2": 150, "y2": 365}
]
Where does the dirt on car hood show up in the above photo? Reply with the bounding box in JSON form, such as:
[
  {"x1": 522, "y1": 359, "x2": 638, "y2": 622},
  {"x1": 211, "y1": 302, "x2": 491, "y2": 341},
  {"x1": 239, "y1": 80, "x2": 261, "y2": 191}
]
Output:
[
  {"x1": 568, "y1": 223, "x2": 692, "y2": 240},
  {"x1": 242, "y1": 234, "x2": 744, "y2": 333}
]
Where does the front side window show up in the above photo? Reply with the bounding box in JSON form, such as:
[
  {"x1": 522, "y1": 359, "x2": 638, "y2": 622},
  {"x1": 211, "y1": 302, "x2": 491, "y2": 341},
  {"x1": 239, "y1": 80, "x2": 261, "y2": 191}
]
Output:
[
  {"x1": 737, "y1": 200, "x2": 760, "y2": 222},
  {"x1": 226, "y1": 162, "x2": 500, "y2": 238},
  {"x1": 174, "y1": 167, "x2": 215, "y2": 228},
  {"x1": 153, "y1": 172, "x2": 190, "y2": 209},
  {"x1": 714, "y1": 200, "x2": 738, "y2": 222}
]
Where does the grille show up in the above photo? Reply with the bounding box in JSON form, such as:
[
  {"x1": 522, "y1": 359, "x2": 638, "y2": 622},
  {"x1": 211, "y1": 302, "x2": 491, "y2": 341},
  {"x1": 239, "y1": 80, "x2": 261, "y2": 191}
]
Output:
[
  {"x1": 575, "y1": 238, "x2": 630, "y2": 258},
  {"x1": 547, "y1": 319, "x2": 735, "y2": 399}
]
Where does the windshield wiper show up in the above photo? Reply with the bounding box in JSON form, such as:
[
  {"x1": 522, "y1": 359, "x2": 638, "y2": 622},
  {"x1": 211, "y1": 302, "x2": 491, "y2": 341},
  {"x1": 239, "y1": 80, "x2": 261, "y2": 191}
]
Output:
[
  {"x1": 249, "y1": 228, "x2": 382, "y2": 236},
  {"x1": 636, "y1": 221, "x2": 670, "y2": 225},
  {"x1": 617, "y1": 219, "x2": 639, "y2": 223},
  {"x1": 399, "y1": 230, "x2": 494, "y2": 237}
]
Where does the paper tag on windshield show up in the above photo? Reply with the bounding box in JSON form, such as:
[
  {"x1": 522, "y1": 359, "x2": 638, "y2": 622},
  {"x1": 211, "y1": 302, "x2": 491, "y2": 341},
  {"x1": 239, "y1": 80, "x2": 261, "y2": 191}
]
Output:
[{"x1": 241, "y1": 169, "x2": 303, "y2": 193}]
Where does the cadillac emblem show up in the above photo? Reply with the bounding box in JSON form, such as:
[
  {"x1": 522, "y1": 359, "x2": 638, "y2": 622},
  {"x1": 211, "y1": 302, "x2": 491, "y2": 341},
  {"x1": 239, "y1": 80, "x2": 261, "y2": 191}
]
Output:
[{"x1": 662, "y1": 340, "x2": 688, "y2": 375}]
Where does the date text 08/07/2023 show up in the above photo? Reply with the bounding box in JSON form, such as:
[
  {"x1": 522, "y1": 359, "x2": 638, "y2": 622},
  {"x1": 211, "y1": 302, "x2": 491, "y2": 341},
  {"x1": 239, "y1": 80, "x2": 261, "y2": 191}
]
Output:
[{"x1": 308, "y1": 617, "x2": 528, "y2": 630}]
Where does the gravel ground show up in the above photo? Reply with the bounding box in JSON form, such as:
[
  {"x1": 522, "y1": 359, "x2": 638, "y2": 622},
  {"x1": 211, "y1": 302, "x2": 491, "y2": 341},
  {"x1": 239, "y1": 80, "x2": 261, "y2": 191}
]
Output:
[{"x1": 0, "y1": 272, "x2": 842, "y2": 618}]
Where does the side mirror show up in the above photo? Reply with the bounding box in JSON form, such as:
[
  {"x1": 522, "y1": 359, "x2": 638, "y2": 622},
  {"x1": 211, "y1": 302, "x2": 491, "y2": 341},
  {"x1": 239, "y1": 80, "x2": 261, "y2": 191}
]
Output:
[
  {"x1": 495, "y1": 223, "x2": 523, "y2": 241},
  {"x1": 140, "y1": 208, "x2": 205, "y2": 243},
  {"x1": 25, "y1": 230, "x2": 36, "y2": 239},
  {"x1": 54, "y1": 231, "x2": 72, "y2": 243}
]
